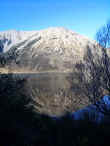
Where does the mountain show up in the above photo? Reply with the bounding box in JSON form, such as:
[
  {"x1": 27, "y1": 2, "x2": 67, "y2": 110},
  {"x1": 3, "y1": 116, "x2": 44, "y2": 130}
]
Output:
[
  {"x1": 0, "y1": 28, "x2": 105, "y2": 115},
  {"x1": 0, "y1": 27, "x2": 99, "y2": 72}
]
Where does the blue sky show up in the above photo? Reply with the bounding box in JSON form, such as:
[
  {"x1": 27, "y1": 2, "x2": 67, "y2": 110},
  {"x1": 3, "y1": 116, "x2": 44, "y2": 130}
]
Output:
[{"x1": 0, "y1": 0, "x2": 109, "y2": 39}]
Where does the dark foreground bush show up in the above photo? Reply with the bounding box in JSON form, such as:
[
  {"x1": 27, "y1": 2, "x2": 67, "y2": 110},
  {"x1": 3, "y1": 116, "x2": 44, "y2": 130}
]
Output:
[{"x1": 0, "y1": 74, "x2": 110, "y2": 146}]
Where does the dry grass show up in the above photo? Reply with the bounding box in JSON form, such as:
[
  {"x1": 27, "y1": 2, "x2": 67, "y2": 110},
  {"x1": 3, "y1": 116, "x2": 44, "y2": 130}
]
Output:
[
  {"x1": 0, "y1": 67, "x2": 72, "y2": 74},
  {"x1": 0, "y1": 67, "x2": 36, "y2": 74},
  {"x1": 0, "y1": 67, "x2": 9, "y2": 73}
]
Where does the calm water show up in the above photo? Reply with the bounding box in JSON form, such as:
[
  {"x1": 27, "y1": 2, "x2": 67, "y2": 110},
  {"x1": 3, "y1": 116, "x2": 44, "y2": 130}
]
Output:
[
  {"x1": 12, "y1": 72, "x2": 72, "y2": 93},
  {"x1": 3, "y1": 72, "x2": 88, "y2": 115}
]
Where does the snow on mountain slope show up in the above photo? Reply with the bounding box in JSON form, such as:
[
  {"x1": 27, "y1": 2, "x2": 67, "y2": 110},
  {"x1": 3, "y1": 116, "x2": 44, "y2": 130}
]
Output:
[{"x1": 0, "y1": 30, "x2": 37, "y2": 52}]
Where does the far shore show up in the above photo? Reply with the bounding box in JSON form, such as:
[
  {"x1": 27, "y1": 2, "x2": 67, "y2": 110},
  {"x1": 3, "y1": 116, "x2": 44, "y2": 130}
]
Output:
[{"x1": 0, "y1": 67, "x2": 72, "y2": 74}]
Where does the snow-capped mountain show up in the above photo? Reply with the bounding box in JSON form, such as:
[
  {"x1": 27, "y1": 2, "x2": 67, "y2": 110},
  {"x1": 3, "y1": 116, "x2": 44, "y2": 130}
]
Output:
[
  {"x1": 0, "y1": 30, "x2": 37, "y2": 52},
  {"x1": 0, "y1": 27, "x2": 100, "y2": 71}
]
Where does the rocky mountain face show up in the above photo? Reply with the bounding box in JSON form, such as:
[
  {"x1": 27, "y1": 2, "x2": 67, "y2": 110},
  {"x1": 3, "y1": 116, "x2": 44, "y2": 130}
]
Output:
[{"x1": 0, "y1": 27, "x2": 99, "y2": 72}]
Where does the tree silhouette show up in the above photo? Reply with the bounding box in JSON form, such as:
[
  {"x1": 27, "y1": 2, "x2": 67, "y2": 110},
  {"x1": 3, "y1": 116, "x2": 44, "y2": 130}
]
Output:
[{"x1": 73, "y1": 20, "x2": 110, "y2": 103}]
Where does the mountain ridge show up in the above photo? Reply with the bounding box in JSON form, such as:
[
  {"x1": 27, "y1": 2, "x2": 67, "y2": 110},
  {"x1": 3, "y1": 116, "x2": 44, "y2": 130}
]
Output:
[{"x1": 0, "y1": 27, "x2": 95, "y2": 52}]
